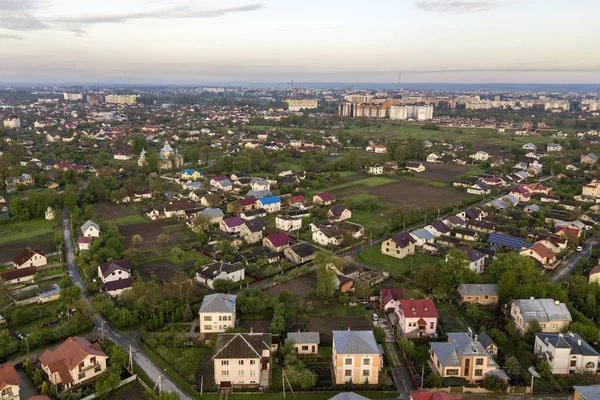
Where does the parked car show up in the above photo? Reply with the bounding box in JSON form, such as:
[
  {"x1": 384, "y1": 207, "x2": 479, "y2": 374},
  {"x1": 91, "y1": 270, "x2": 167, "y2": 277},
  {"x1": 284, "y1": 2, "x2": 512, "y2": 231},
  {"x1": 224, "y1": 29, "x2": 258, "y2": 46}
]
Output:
[
  {"x1": 372, "y1": 313, "x2": 379, "y2": 321},
  {"x1": 576, "y1": 246, "x2": 584, "y2": 252}
]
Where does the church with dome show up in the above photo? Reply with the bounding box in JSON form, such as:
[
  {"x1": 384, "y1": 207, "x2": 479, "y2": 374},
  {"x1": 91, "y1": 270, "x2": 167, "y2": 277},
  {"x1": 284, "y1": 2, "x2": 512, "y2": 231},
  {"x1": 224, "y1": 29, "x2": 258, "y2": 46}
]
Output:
[{"x1": 138, "y1": 143, "x2": 184, "y2": 170}]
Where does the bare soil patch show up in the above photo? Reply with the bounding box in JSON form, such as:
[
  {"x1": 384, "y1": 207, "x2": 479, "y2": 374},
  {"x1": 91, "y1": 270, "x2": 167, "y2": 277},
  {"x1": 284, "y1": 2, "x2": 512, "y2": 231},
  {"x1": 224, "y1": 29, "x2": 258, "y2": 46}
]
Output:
[
  {"x1": 307, "y1": 316, "x2": 372, "y2": 345},
  {"x1": 94, "y1": 202, "x2": 135, "y2": 220},
  {"x1": 0, "y1": 236, "x2": 55, "y2": 264},
  {"x1": 238, "y1": 318, "x2": 271, "y2": 333},
  {"x1": 419, "y1": 163, "x2": 471, "y2": 183},
  {"x1": 137, "y1": 258, "x2": 181, "y2": 282},
  {"x1": 265, "y1": 274, "x2": 316, "y2": 299},
  {"x1": 119, "y1": 221, "x2": 187, "y2": 250}
]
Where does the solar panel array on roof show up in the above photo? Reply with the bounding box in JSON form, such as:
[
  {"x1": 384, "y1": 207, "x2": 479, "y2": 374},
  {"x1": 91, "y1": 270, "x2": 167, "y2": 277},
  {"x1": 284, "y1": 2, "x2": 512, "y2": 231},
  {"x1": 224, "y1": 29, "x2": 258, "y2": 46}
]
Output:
[{"x1": 487, "y1": 233, "x2": 531, "y2": 250}]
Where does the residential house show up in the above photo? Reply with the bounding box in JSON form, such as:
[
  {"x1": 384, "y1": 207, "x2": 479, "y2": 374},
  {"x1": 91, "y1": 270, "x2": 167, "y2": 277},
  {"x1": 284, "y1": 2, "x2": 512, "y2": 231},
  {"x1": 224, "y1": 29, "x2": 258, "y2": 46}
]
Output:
[
  {"x1": 239, "y1": 219, "x2": 266, "y2": 244},
  {"x1": 458, "y1": 247, "x2": 487, "y2": 274},
  {"x1": 196, "y1": 262, "x2": 245, "y2": 289},
  {"x1": 0, "y1": 267, "x2": 36, "y2": 286},
  {"x1": 581, "y1": 153, "x2": 598, "y2": 166},
  {"x1": 574, "y1": 385, "x2": 600, "y2": 400},
  {"x1": 263, "y1": 233, "x2": 291, "y2": 252},
  {"x1": 212, "y1": 333, "x2": 272, "y2": 388},
  {"x1": 429, "y1": 332, "x2": 508, "y2": 384},
  {"x1": 250, "y1": 178, "x2": 270, "y2": 192},
  {"x1": 366, "y1": 144, "x2": 387, "y2": 153},
  {"x1": 164, "y1": 200, "x2": 197, "y2": 219},
  {"x1": 81, "y1": 220, "x2": 100, "y2": 238},
  {"x1": 199, "y1": 208, "x2": 225, "y2": 224},
  {"x1": 220, "y1": 217, "x2": 247, "y2": 234},
  {"x1": 409, "y1": 229, "x2": 435, "y2": 247},
  {"x1": 520, "y1": 242, "x2": 556, "y2": 267},
  {"x1": 97, "y1": 259, "x2": 133, "y2": 297},
  {"x1": 133, "y1": 189, "x2": 152, "y2": 201},
  {"x1": 470, "y1": 151, "x2": 490, "y2": 161},
  {"x1": 367, "y1": 164, "x2": 383, "y2": 175},
  {"x1": 477, "y1": 332, "x2": 499, "y2": 356},
  {"x1": 410, "y1": 391, "x2": 459, "y2": 400},
  {"x1": 0, "y1": 364, "x2": 20, "y2": 400},
  {"x1": 240, "y1": 208, "x2": 267, "y2": 221},
  {"x1": 113, "y1": 150, "x2": 134, "y2": 160},
  {"x1": 510, "y1": 298, "x2": 572, "y2": 334},
  {"x1": 405, "y1": 161, "x2": 425, "y2": 173},
  {"x1": 275, "y1": 215, "x2": 302, "y2": 232},
  {"x1": 589, "y1": 265, "x2": 600, "y2": 284},
  {"x1": 328, "y1": 205, "x2": 352, "y2": 222},
  {"x1": 199, "y1": 293, "x2": 237, "y2": 338},
  {"x1": 522, "y1": 143, "x2": 537, "y2": 151},
  {"x1": 313, "y1": 193, "x2": 335, "y2": 205},
  {"x1": 426, "y1": 153, "x2": 444, "y2": 163},
  {"x1": 381, "y1": 288, "x2": 405, "y2": 313},
  {"x1": 332, "y1": 330, "x2": 382, "y2": 385},
  {"x1": 12, "y1": 248, "x2": 46, "y2": 269},
  {"x1": 454, "y1": 228, "x2": 479, "y2": 242},
  {"x1": 284, "y1": 242, "x2": 317, "y2": 264},
  {"x1": 182, "y1": 169, "x2": 203, "y2": 181},
  {"x1": 39, "y1": 337, "x2": 108, "y2": 388},
  {"x1": 211, "y1": 176, "x2": 233, "y2": 191},
  {"x1": 467, "y1": 182, "x2": 491, "y2": 195},
  {"x1": 288, "y1": 195, "x2": 306, "y2": 208},
  {"x1": 457, "y1": 284, "x2": 499, "y2": 305},
  {"x1": 395, "y1": 298, "x2": 438, "y2": 338},
  {"x1": 257, "y1": 196, "x2": 281, "y2": 213},
  {"x1": 547, "y1": 143, "x2": 562, "y2": 152},
  {"x1": 381, "y1": 232, "x2": 416, "y2": 259},
  {"x1": 286, "y1": 332, "x2": 320, "y2": 355},
  {"x1": 535, "y1": 332, "x2": 600, "y2": 375},
  {"x1": 510, "y1": 187, "x2": 532, "y2": 202},
  {"x1": 424, "y1": 221, "x2": 451, "y2": 238}
]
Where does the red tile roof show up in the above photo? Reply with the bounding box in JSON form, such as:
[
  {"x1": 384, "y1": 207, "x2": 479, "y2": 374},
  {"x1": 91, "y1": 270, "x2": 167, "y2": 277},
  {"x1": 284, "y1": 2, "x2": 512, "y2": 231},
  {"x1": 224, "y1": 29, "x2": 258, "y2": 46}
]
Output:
[
  {"x1": 265, "y1": 232, "x2": 290, "y2": 248},
  {"x1": 12, "y1": 247, "x2": 44, "y2": 266},
  {"x1": 398, "y1": 298, "x2": 439, "y2": 319},
  {"x1": 0, "y1": 266, "x2": 37, "y2": 281},
  {"x1": 381, "y1": 288, "x2": 405, "y2": 305},
  {"x1": 0, "y1": 364, "x2": 20, "y2": 390},
  {"x1": 316, "y1": 192, "x2": 335, "y2": 202},
  {"x1": 411, "y1": 390, "x2": 459, "y2": 400},
  {"x1": 528, "y1": 242, "x2": 555, "y2": 260},
  {"x1": 590, "y1": 265, "x2": 600, "y2": 276},
  {"x1": 39, "y1": 337, "x2": 107, "y2": 384}
]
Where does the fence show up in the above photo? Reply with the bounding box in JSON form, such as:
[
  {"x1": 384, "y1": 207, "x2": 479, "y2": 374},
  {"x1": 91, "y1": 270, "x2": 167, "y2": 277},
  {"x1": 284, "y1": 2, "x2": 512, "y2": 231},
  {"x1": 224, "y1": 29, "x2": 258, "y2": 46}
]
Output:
[{"x1": 79, "y1": 375, "x2": 138, "y2": 400}]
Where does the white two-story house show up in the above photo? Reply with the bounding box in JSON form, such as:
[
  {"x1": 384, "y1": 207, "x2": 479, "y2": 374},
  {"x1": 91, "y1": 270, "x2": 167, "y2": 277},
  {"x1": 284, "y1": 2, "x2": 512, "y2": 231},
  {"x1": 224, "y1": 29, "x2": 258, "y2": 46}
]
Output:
[
  {"x1": 199, "y1": 294, "x2": 237, "y2": 339},
  {"x1": 535, "y1": 332, "x2": 600, "y2": 375}
]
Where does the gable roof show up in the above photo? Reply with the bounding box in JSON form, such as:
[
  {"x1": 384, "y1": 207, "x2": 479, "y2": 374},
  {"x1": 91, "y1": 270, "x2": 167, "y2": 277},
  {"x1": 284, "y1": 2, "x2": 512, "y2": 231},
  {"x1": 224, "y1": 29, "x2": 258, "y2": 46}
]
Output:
[
  {"x1": 398, "y1": 298, "x2": 439, "y2": 318},
  {"x1": 574, "y1": 385, "x2": 600, "y2": 399},
  {"x1": 12, "y1": 247, "x2": 45, "y2": 265},
  {"x1": 513, "y1": 298, "x2": 572, "y2": 323},
  {"x1": 223, "y1": 216, "x2": 246, "y2": 228},
  {"x1": 381, "y1": 288, "x2": 405, "y2": 305},
  {"x1": 98, "y1": 259, "x2": 131, "y2": 278},
  {"x1": 81, "y1": 220, "x2": 99, "y2": 234},
  {"x1": 0, "y1": 364, "x2": 20, "y2": 390},
  {"x1": 329, "y1": 393, "x2": 370, "y2": 400},
  {"x1": 458, "y1": 284, "x2": 498, "y2": 296},
  {"x1": 410, "y1": 390, "x2": 458, "y2": 400},
  {"x1": 537, "y1": 332, "x2": 599, "y2": 356},
  {"x1": 390, "y1": 232, "x2": 416, "y2": 248},
  {"x1": 212, "y1": 333, "x2": 272, "y2": 359},
  {"x1": 477, "y1": 331, "x2": 496, "y2": 349},
  {"x1": 199, "y1": 293, "x2": 237, "y2": 313},
  {"x1": 316, "y1": 192, "x2": 335, "y2": 202},
  {"x1": 287, "y1": 332, "x2": 320, "y2": 344},
  {"x1": 332, "y1": 331, "x2": 379, "y2": 354},
  {"x1": 265, "y1": 232, "x2": 290, "y2": 248},
  {"x1": 243, "y1": 219, "x2": 266, "y2": 233},
  {"x1": 258, "y1": 196, "x2": 281, "y2": 205},
  {"x1": 39, "y1": 337, "x2": 107, "y2": 383}
]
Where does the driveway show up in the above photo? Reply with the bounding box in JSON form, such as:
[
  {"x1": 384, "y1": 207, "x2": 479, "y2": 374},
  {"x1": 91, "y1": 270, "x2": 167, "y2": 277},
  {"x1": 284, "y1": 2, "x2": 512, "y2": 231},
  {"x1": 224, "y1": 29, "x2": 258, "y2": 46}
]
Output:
[
  {"x1": 16, "y1": 367, "x2": 39, "y2": 400},
  {"x1": 550, "y1": 237, "x2": 599, "y2": 281},
  {"x1": 62, "y1": 207, "x2": 193, "y2": 400}
]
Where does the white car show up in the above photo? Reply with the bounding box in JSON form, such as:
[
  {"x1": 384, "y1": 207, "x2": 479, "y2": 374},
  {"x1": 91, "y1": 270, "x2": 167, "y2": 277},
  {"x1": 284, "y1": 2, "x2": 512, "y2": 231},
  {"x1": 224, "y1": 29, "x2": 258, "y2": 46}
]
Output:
[
  {"x1": 576, "y1": 246, "x2": 584, "y2": 252},
  {"x1": 372, "y1": 313, "x2": 379, "y2": 321}
]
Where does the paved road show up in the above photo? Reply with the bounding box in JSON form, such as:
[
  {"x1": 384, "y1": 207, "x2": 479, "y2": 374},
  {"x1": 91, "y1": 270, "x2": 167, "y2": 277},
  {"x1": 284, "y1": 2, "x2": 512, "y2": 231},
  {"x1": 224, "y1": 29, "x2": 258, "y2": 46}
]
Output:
[
  {"x1": 62, "y1": 207, "x2": 192, "y2": 400},
  {"x1": 550, "y1": 237, "x2": 599, "y2": 282}
]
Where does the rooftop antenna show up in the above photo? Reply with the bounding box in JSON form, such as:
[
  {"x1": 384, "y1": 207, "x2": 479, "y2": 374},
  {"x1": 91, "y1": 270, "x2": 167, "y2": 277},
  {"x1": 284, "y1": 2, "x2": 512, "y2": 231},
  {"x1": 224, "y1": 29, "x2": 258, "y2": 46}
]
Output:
[{"x1": 398, "y1": 72, "x2": 402, "y2": 91}]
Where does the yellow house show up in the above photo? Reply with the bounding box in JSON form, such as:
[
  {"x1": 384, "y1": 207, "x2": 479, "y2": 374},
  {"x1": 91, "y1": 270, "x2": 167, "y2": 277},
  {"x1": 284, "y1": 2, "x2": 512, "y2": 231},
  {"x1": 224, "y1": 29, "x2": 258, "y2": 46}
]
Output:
[
  {"x1": 182, "y1": 169, "x2": 203, "y2": 181},
  {"x1": 510, "y1": 298, "x2": 572, "y2": 334},
  {"x1": 381, "y1": 232, "x2": 416, "y2": 259},
  {"x1": 0, "y1": 364, "x2": 20, "y2": 400},
  {"x1": 589, "y1": 266, "x2": 600, "y2": 284},
  {"x1": 332, "y1": 331, "x2": 382, "y2": 385}
]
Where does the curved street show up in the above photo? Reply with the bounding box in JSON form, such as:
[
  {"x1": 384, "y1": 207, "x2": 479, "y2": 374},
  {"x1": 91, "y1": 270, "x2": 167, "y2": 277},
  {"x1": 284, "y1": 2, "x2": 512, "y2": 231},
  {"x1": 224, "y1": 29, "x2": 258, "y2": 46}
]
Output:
[{"x1": 62, "y1": 207, "x2": 193, "y2": 400}]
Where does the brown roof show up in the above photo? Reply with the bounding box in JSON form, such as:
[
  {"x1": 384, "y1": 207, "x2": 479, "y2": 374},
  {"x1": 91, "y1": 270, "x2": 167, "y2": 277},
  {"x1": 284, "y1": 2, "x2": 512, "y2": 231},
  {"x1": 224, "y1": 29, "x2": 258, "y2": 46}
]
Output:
[
  {"x1": 0, "y1": 364, "x2": 20, "y2": 390},
  {"x1": 0, "y1": 266, "x2": 37, "y2": 281},
  {"x1": 39, "y1": 337, "x2": 107, "y2": 382},
  {"x1": 12, "y1": 247, "x2": 44, "y2": 266},
  {"x1": 29, "y1": 396, "x2": 52, "y2": 400},
  {"x1": 529, "y1": 242, "x2": 555, "y2": 260}
]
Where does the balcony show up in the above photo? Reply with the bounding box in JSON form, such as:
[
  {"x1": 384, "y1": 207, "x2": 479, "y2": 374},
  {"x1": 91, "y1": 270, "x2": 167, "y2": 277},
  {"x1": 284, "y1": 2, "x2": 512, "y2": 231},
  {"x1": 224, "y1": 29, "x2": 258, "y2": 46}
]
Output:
[{"x1": 79, "y1": 362, "x2": 101, "y2": 373}]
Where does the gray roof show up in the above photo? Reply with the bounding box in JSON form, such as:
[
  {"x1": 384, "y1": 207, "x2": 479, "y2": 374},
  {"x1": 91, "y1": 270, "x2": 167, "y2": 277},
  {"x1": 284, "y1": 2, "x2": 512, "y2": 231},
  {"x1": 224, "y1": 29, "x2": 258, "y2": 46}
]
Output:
[
  {"x1": 458, "y1": 284, "x2": 498, "y2": 296},
  {"x1": 333, "y1": 331, "x2": 378, "y2": 354},
  {"x1": 537, "y1": 333, "x2": 600, "y2": 356},
  {"x1": 287, "y1": 332, "x2": 320, "y2": 345},
  {"x1": 81, "y1": 220, "x2": 100, "y2": 234},
  {"x1": 574, "y1": 385, "x2": 600, "y2": 400},
  {"x1": 199, "y1": 293, "x2": 237, "y2": 314},
  {"x1": 212, "y1": 333, "x2": 271, "y2": 359},
  {"x1": 329, "y1": 393, "x2": 370, "y2": 400},
  {"x1": 200, "y1": 207, "x2": 224, "y2": 219},
  {"x1": 513, "y1": 298, "x2": 572, "y2": 323},
  {"x1": 430, "y1": 342, "x2": 461, "y2": 367},
  {"x1": 477, "y1": 331, "x2": 496, "y2": 350}
]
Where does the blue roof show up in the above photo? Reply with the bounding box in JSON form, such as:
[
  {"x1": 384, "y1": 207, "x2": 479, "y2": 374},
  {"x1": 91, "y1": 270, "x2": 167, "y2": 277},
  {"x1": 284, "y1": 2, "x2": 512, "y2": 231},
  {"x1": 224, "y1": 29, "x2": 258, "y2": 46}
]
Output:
[
  {"x1": 183, "y1": 169, "x2": 202, "y2": 175},
  {"x1": 410, "y1": 228, "x2": 434, "y2": 240},
  {"x1": 259, "y1": 196, "x2": 281, "y2": 205},
  {"x1": 186, "y1": 182, "x2": 202, "y2": 188},
  {"x1": 487, "y1": 233, "x2": 531, "y2": 250}
]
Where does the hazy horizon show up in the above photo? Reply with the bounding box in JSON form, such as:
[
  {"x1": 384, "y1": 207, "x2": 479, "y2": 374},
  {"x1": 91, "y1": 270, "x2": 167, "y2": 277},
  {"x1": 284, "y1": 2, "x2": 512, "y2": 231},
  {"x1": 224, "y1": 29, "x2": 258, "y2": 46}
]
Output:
[{"x1": 2, "y1": 0, "x2": 600, "y2": 84}]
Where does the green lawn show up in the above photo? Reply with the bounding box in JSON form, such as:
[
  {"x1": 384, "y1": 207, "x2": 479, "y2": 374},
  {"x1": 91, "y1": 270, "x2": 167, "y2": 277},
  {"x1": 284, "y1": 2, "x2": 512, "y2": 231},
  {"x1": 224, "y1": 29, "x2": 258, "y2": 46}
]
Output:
[
  {"x1": 356, "y1": 246, "x2": 440, "y2": 276},
  {"x1": 110, "y1": 214, "x2": 148, "y2": 225},
  {"x1": 350, "y1": 208, "x2": 393, "y2": 233},
  {"x1": 339, "y1": 171, "x2": 359, "y2": 178},
  {"x1": 276, "y1": 161, "x2": 303, "y2": 172},
  {"x1": 0, "y1": 219, "x2": 55, "y2": 244},
  {"x1": 349, "y1": 193, "x2": 378, "y2": 203}
]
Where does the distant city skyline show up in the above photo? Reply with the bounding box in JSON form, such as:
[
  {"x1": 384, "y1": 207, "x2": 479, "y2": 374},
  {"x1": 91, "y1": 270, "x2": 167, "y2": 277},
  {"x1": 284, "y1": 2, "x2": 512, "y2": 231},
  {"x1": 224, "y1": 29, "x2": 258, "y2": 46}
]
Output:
[{"x1": 1, "y1": 0, "x2": 600, "y2": 84}]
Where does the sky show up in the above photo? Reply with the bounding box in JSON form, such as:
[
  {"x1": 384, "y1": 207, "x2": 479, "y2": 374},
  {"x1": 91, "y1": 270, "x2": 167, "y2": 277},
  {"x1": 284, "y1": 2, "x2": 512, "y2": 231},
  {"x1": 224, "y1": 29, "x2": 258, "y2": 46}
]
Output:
[{"x1": 1, "y1": 0, "x2": 600, "y2": 85}]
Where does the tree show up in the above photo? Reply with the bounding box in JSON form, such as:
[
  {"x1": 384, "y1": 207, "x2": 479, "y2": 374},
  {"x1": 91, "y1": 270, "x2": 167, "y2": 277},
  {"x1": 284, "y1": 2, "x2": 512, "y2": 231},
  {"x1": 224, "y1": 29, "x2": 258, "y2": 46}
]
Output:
[
  {"x1": 40, "y1": 381, "x2": 50, "y2": 396},
  {"x1": 373, "y1": 326, "x2": 386, "y2": 344},
  {"x1": 192, "y1": 214, "x2": 212, "y2": 233},
  {"x1": 415, "y1": 264, "x2": 439, "y2": 292},
  {"x1": 33, "y1": 368, "x2": 43, "y2": 387},
  {"x1": 109, "y1": 345, "x2": 128, "y2": 370},
  {"x1": 213, "y1": 279, "x2": 233, "y2": 293},
  {"x1": 314, "y1": 250, "x2": 342, "y2": 299},
  {"x1": 157, "y1": 233, "x2": 169, "y2": 247},
  {"x1": 170, "y1": 246, "x2": 184, "y2": 264},
  {"x1": 165, "y1": 272, "x2": 196, "y2": 304},
  {"x1": 425, "y1": 372, "x2": 442, "y2": 388},
  {"x1": 397, "y1": 337, "x2": 415, "y2": 356},
  {"x1": 159, "y1": 392, "x2": 180, "y2": 400},
  {"x1": 284, "y1": 364, "x2": 317, "y2": 389},
  {"x1": 524, "y1": 320, "x2": 542, "y2": 344},
  {"x1": 465, "y1": 303, "x2": 481, "y2": 321},
  {"x1": 504, "y1": 356, "x2": 521, "y2": 376},
  {"x1": 94, "y1": 369, "x2": 121, "y2": 399},
  {"x1": 353, "y1": 280, "x2": 371, "y2": 300},
  {"x1": 131, "y1": 234, "x2": 143, "y2": 248},
  {"x1": 269, "y1": 303, "x2": 286, "y2": 335},
  {"x1": 183, "y1": 303, "x2": 193, "y2": 322},
  {"x1": 438, "y1": 249, "x2": 478, "y2": 297}
]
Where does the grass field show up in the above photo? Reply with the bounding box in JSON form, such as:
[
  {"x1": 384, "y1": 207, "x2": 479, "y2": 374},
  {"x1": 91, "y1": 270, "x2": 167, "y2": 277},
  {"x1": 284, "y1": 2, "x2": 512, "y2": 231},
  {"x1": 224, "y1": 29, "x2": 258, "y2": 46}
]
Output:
[
  {"x1": 0, "y1": 219, "x2": 55, "y2": 244},
  {"x1": 356, "y1": 246, "x2": 440, "y2": 276},
  {"x1": 276, "y1": 161, "x2": 303, "y2": 172},
  {"x1": 349, "y1": 193, "x2": 379, "y2": 203},
  {"x1": 307, "y1": 176, "x2": 397, "y2": 197},
  {"x1": 350, "y1": 208, "x2": 392, "y2": 232},
  {"x1": 110, "y1": 214, "x2": 148, "y2": 225}
]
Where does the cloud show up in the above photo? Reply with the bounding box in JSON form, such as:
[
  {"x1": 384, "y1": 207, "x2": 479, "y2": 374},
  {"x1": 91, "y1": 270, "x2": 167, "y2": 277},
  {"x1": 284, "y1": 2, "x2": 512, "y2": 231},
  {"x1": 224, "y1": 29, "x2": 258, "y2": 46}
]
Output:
[
  {"x1": 0, "y1": 1, "x2": 264, "y2": 36},
  {"x1": 415, "y1": 0, "x2": 513, "y2": 13},
  {"x1": 0, "y1": 33, "x2": 24, "y2": 40}
]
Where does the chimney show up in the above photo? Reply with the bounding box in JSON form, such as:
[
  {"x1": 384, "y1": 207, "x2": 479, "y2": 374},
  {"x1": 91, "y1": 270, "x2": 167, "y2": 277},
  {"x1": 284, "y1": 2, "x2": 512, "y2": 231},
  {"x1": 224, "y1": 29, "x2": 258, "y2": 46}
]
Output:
[
  {"x1": 530, "y1": 296, "x2": 535, "y2": 300},
  {"x1": 554, "y1": 300, "x2": 560, "y2": 305},
  {"x1": 347, "y1": 327, "x2": 350, "y2": 331},
  {"x1": 250, "y1": 327, "x2": 253, "y2": 333},
  {"x1": 474, "y1": 335, "x2": 478, "y2": 342},
  {"x1": 578, "y1": 339, "x2": 582, "y2": 345},
  {"x1": 224, "y1": 294, "x2": 228, "y2": 300}
]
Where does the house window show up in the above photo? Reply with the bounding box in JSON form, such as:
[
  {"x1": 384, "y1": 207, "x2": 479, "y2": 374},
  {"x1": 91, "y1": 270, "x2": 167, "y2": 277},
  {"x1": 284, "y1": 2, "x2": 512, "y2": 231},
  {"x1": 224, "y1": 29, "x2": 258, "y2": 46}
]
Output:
[
  {"x1": 484, "y1": 296, "x2": 489, "y2": 299},
  {"x1": 446, "y1": 369, "x2": 459, "y2": 376},
  {"x1": 250, "y1": 360, "x2": 256, "y2": 365},
  {"x1": 301, "y1": 346, "x2": 309, "y2": 351},
  {"x1": 221, "y1": 360, "x2": 229, "y2": 366},
  {"x1": 90, "y1": 357, "x2": 96, "y2": 364},
  {"x1": 219, "y1": 316, "x2": 222, "y2": 321},
  {"x1": 79, "y1": 361, "x2": 85, "y2": 370},
  {"x1": 474, "y1": 369, "x2": 483, "y2": 376},
  {"x1": 204, "y1": 316, "x2": 212, "y2": 321},
  {"x1": 551, "y1": 324, "x2": 557, "y2": 329},
  {"x1": 570, "y1": 360, "x2": 577, "y2": 367},
  {"x1": 204, "y1": 325, "x2": 212, "y2": 330},
  {"x1": 345, "y1": 358, "x2": 353, "y2": 365},
  {"x1": 222, "y1": 371, "x2": 229, "y2": 376},
  {"x1": 475, "y1": 358, "x2": 483, "y2": 366},
  {"x1": 430, "y1": 322, "x2": 435, "y2": 330},
  {"x1": 363, "y1": 358, "x2": 371, "y2": 366},
  {"x1": 94, "y1": 365, "x2": 101, "y2": 373},
  {"x1": 250, "y1": 370, "x2": 256, "y2": 376},
  {"x1": 362, "y1": 370, "x2": 370, "y2": 376},
  {"x1": 1, "y1": 388, "x2": 13, "y2": 396},
  {"x1": 239, "y1": 360, "x2": 244, "y2": 365},
  {"x1": 345, "y1": 370, "x2": 352, "y2": 376},
  {"x1": 239, "y1": 370, "x2": 244, "y2": 376},
  {"x1": 78, "y1": 372, "x2": 86, "y2": 380}
]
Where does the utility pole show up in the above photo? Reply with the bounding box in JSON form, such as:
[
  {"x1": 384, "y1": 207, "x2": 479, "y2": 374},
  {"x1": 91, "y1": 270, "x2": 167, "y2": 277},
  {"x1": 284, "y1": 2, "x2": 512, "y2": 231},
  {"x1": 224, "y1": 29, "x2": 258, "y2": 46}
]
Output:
[
  {"x1": 201, "y1": 375, "x2": 204, "y2": 396},
  {"x1": 282, "y1": 367, "x2": 285, "y2": 398},
  {"x1": 25, "y1": 337, "x2": 29, "y2": 356},
  {"x1": 128, "y1": 345, "x2": 133, "y2": 372},
  {"x1": 420, "y1": 365, "x2": 424, "y2": 389},
  {"x1": 100, "y1": 320, "x2": 104, "y2": 341}
]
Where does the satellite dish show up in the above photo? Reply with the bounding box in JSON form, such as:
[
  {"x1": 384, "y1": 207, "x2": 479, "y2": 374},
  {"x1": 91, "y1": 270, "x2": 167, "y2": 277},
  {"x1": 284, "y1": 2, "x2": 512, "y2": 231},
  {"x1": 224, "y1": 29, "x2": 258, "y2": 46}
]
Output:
[{"x1": 528, "y1": 366, "x2": 540, "y2": 378}]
